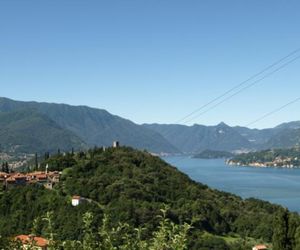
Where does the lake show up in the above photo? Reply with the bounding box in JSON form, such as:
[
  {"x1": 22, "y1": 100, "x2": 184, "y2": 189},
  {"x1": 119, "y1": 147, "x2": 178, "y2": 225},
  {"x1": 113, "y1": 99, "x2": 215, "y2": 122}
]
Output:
[{"x1": 163, "y1": 156, "x2": 300, "y2": 212}]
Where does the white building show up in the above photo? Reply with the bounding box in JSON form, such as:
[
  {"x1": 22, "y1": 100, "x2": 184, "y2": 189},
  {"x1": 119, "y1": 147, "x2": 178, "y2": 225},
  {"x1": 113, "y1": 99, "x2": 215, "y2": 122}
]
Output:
[
  {"x1": 252, "y1": 245, "x2": 268, "y2": 250},
  {"x1": 72, "y1": 196, "x2": 82, "y2": 207}
]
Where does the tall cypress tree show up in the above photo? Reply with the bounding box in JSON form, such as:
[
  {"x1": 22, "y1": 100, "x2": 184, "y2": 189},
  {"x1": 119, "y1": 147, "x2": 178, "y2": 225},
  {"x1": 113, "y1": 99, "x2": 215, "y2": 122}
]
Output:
[
  {"x1": 5, "y1": 162, "x2": 9, "y2": 173},
  {"x1": 35, "y1": 153, "x2": 38, "y2": 171}
]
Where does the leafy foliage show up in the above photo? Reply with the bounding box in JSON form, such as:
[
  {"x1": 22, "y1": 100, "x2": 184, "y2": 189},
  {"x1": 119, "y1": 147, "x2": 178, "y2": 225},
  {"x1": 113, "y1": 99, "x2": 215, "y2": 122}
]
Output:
[{"x1": 0, "y1": 147, "x2": 298, "y2": 249}]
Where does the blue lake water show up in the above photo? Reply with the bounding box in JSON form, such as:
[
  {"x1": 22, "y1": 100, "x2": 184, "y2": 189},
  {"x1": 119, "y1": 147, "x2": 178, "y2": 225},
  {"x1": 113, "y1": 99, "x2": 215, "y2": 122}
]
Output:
[{"x1": 163, "y1": 156, "x2": 300, "y2": 212}]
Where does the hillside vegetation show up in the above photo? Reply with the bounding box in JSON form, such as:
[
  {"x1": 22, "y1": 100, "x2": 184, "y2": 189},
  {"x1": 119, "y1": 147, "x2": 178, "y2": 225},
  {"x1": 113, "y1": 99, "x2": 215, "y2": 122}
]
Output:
[
  {"x1": 194, "y1": 150, "x2": 234, "y2": 159},
  {"x1": 0, "y1": 109, "x2": 86, "y2": 153},
  {"x1": 1, "y1": 147, "x2": 299, "y2": 249},
  {"x1": 0, "y1": 97, "x2": 180, "y2": 154}
]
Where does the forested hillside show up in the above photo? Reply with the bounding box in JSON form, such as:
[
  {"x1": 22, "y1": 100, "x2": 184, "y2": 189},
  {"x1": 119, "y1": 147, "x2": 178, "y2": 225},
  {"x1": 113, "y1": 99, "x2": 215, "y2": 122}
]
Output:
[
  {"x1": 0, "y1": 147, "x2": 299, "y2": 249},
  {"x1": 0, "y1": 97, "x2": 180, "y2": 154},
  {"x1": 0, "y1": 109, "x2": 86, "y2": 153}
]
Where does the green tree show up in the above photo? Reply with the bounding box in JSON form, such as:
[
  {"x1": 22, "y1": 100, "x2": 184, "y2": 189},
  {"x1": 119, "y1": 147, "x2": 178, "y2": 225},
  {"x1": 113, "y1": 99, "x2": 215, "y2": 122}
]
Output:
[
  {"x1": 35, "y1": 153, "x2": 38, "y2": 171},
  {"x1": 273, "y1": 209, "x2": 291, "y2": 250},
  {"x1": 294, "y1": 226, "x2": 300, "y2": 250}
]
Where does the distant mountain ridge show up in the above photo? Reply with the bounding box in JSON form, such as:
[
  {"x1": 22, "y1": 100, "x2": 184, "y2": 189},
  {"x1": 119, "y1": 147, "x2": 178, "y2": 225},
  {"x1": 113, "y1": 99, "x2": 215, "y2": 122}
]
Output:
[
  {"x1": 0, "y1": 97, "x2": 180, "y2": 154},
  {"x1": 144, "y1": 121, "x2": 300, "y2": 153},
  {"x1": 1, "y1": 97, "x2": 300, "y2": 155},
  {"x1": 0, "y1": 109, "x2": 86, "y2": 153},
  {"x1": 143, "y1": 122, "x2": 252, "y2": 153}
]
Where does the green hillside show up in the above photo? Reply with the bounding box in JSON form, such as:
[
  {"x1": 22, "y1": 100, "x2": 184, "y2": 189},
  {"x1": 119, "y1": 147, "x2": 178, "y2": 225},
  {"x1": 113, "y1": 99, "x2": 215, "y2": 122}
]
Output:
[
  {"x1": 1, "y1": 147, "x2": 298, "y2": 249},
  {"x1": 0, "y1": 109, "x2": 86, "y2": 153},
  {"x1": 194, "y1": 149, "x2": 234, "y2": 159},
  {"x1": 0, "y1": 97, "x2": 180, "y2": 154}
]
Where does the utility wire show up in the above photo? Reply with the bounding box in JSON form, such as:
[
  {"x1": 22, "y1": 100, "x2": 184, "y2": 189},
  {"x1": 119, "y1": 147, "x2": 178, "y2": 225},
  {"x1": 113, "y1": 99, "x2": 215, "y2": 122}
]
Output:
[
  {"x1": 245, "y1": 97, "x2": 300, "y2": 128},
  {"x1": 176, "y1": 48, "x2": 300, "y2": 124},
  {"x1": 183, "y1": 54, "x2": 300, "y2": 124},
  {"x1": 169, "y1": 97, "x2": 300, "y2": 166}
]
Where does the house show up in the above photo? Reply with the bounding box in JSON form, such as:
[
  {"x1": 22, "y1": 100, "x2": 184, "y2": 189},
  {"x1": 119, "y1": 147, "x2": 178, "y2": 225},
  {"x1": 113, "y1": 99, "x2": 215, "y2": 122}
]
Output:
[
  {"x1": 15, "y1": 235, "x2": 49, "y2": 250},
  {"x1": 252, "y1": 245, "x2": 268, "y2": 250},
  {"x1": 72, "y1": 196, "x2": 83, "y2": 206}
]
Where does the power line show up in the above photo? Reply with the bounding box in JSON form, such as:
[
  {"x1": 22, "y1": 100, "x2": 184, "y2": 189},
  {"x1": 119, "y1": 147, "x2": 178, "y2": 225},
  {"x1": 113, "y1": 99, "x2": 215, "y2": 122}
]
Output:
[
  {"x1": 169, "y1": 97, "x2": 300, "y2": 163},
  {"x1": 175, "y1": 47, "x2": 300, "y2": 124},
  {"x1": 183, "y1": 54, "x2": 300, "y2": 124},
  {"x1": 245, "y1": 97, "x2": 300, "y2": 128}
]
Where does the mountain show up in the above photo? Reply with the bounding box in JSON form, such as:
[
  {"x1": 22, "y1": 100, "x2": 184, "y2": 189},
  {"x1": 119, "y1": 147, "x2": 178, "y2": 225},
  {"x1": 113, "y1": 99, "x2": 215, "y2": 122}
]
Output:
[
  {"x1": 0, "y1": 109, "x2": 86, "y2": 153},
  {"x1": 266, "y1": 128, "x2": 300, "y2": 149},
  {"x1": 2, "y1": 97, "x2": 300, "y2": 155},
  {"x1": 145, "y1": 121, "x2": 300, "y2": 153},
  {"x1": 275, "y1": 121, "x2": 300, "y2": 130},
  {"x1": 235, "y1": 121, "x2": 300, "y2": 150},
  {"x1": 232, "y1": 126, "x2": 276, "y2": 146},
  {"x1": 0, "y1": 97, "x2": 180, "y2": 154},
  {"x1": 234, "y1": 121, "x2": 300, "y2": 149},
  {"x1": 143, "y1": 122, "x2": 252, "y2": 153}
]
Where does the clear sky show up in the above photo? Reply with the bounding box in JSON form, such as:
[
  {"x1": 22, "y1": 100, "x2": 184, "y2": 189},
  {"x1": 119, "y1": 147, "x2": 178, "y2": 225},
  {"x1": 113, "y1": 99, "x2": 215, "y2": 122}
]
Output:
[{"x1": 0, "y1": 0, "x2": 299, "y2": 128}]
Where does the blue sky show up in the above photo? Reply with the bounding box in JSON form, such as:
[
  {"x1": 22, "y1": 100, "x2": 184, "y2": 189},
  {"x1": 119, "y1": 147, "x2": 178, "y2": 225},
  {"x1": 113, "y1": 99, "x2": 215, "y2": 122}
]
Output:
[{"x1": 0, "y1": 0, "x2": 299, "y2": 128}]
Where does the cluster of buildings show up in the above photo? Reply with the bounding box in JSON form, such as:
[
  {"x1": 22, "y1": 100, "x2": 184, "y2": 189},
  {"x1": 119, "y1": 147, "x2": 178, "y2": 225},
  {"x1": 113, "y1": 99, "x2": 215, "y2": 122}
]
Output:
[
  {"x1": 0, "y1": 169, "x2": 60, "y2": 190},
  {"x1": 228, "y1": 157, "x2": 299, "y2": 168}
]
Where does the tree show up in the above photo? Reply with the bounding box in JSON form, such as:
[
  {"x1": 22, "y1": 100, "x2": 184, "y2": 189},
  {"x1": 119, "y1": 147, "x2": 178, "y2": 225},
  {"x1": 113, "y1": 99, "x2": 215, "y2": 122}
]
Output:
[
  {"x1": 35, "y1": 153, "x2": 38, "y2": 171},
  {"x1": 288, "y1": 213, "x2": 300, "y2": 249},
  {"x1": 273, "y1": 209, "x2": 292, "y2": 250},
  {"x1": 4, "y1": 162, "x2": 9, "y2": 173},
  {"x1": 294, "y1": 226, "x2": 300, "y2": 250},
  {"x1": 44, "y1": 152, "x2": 50, "y2": 160}
]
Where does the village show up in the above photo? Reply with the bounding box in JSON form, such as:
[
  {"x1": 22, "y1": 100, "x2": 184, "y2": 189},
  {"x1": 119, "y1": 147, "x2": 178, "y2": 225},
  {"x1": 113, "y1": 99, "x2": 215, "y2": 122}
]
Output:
[
  {"x1": 227, "y1": 156, "x2": 300, "y2": 169},
  {"x1": 0, "y1": 166, "x2": 60, "y2": 190}
]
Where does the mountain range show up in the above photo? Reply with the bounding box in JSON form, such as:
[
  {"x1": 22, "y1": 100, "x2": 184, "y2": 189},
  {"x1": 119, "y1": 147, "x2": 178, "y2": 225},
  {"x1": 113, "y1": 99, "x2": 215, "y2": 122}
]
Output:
[
  {"x1": 0, "y1": 97, "x2": 179, "y2": 154},
  {"x1": 144, "y1": 122, "x2": 300, "y2": 153},
  {"x1": 1, "y1": 97, "x2": 300, "y2": 154}
]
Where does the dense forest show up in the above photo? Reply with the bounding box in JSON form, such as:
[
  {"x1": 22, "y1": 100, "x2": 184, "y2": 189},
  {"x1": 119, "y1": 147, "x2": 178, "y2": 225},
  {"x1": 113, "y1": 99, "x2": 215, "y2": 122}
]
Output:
[
  {"x1": 0, "y1": 147, "x2": 300, "y2": 249},
  {"x1": 228, "y1": 147, "x2": 300, "y2": 167}
]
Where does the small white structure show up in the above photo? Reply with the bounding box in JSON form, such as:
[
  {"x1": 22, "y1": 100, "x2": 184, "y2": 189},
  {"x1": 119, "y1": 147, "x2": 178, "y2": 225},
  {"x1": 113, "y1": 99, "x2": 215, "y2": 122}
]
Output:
[
  {"x1": 72, "y1": 196, "x2": 82, "y2": 207},
  {"x1": 113, "y1": 141, "x2": 120, "y2": 148},
  {"x1": 252, "y1": 245, "x2": 268, "y2": 250}
]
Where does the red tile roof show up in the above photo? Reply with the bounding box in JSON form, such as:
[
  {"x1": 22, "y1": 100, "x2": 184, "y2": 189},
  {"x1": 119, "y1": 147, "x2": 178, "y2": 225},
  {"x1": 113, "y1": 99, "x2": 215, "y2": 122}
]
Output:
[
  {"x1": 254, "y1": 245, "x2": 268, "y2": 250},
  {"x1": 15, "y1": 235, "x2": 49, "y2": 247}
]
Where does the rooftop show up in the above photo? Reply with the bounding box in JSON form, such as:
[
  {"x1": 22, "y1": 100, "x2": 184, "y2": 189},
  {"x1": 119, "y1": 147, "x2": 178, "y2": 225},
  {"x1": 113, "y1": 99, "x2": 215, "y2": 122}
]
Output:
[{"x1": 15, "y1": 235, "x2": 49, "y2": 247}]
